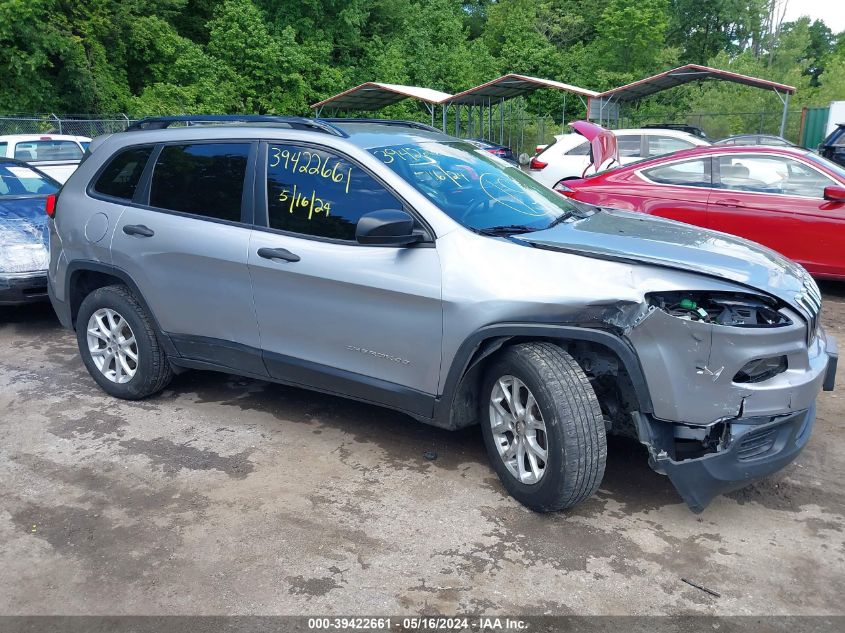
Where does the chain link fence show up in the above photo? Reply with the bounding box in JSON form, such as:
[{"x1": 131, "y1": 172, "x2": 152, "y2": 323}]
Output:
[
  {"x1": 453, "y1": 110, "x2": 804, "y2": 161},
  {"x1": 619, "y1": 110, "x2": 803, "y2": 142},
  {"x1": 1, "y1": 111, "x2": 802, "y2": 159},
  {"x1": 0, "y1": 114, "x2": 135, "y2": 138}
]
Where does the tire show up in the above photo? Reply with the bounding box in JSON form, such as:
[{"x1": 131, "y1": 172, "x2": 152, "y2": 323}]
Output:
[
  {"x1": 480, "y1": 342, "x2": 607, "y2": 511},
  {"x1": 76, "y1": 284, "x2": 173, "y2": 399}
]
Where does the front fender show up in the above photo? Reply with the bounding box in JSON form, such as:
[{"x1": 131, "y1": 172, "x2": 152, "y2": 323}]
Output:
[{"x1": 432, "y1": 323, "x2": 653, "y2": 429}]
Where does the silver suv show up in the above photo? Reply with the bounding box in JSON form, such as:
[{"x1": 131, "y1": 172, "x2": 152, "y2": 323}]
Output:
[{"x1": 48, "y1": 116, "x2": 838, "y2": 513}]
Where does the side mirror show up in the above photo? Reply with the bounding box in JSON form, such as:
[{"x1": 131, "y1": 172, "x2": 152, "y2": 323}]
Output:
[
  {"x1": 356, "y1": 209, "x2": 422, "y2": 246},
  {"x1": 823, "y1": 185, "x2": 845, "y2": 203}
]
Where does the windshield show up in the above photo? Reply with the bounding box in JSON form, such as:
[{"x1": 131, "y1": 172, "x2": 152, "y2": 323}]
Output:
[
  {"x1": 0, "y1": 163, "x2": 59, "y2": 197},
  {"x1": 805, "y1": 151, "x2": 845, "y2": 181},
  {"x1": 369, "y1": 141, "x2": 578, "y2": 232}
]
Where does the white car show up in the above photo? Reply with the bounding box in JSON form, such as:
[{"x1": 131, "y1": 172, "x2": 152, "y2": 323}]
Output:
[
  {"x1": 0, "y1": 134, "x2": 91, "y2": 184},
  {"x1": 528, "y1": 127, "x2": 710, "y2": 188}
]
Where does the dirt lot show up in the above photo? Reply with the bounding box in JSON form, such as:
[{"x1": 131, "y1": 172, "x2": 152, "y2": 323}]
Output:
[{"x1": 1, "y1": 285, "x2": 843, "y2": 616}]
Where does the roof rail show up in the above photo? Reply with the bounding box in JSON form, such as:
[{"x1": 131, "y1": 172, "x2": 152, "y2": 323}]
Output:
[
  {"x1": 125, "y1": 115, "x2": 348, "y2": 137},
  {"x1": 320, "y1": 118, "x2": 443, "y2": 133}
]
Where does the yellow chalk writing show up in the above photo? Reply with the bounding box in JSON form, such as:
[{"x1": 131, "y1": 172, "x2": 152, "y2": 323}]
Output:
[
  {"x1": 269, "y1": 146, "x2": 353, "y2": 194},
  {"x1": 279, "y1": 184, "x2": 331, "y2": 220}
]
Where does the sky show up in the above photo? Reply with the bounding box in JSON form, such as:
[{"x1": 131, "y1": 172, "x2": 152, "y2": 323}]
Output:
[{"x1": 783, "y1": 0, "x2": 845, "y2": 34}]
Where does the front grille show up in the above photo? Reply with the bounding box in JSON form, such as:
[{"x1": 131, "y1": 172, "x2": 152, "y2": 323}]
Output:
[
  {"x1": 795, "y1": 273, "x2": 822, "y2": 344},
  {"x1": 737, "y1": 427, "x2": 779, "y2": 461}
]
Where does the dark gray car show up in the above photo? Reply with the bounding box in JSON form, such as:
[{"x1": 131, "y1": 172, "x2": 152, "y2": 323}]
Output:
[{"x1": 47, "y1": 116, "x2": 837, "y2": 513}]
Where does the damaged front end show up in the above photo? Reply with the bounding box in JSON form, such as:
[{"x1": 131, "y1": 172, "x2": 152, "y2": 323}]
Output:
[{"x1": 624, "y1": 290, "x2": 837, "y2": 512}]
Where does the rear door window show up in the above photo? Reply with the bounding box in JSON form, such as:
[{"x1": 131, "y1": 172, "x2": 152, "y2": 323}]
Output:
[
  {"x1": 149, "y1": 143, "x2": 250, "y2": 222},
  {"x1": 93, "y1": 145, "x2": 154, "y2": 201},
  {"x1": 0, "y1": 142, "x2": 7, "y2": 156},
  {"x1": 642, "y1": 158, "x2": 711, "y2": 187},
  {"x1": 265, "y1": 144, "x2": 401, "y2": 241},
  {"x1": 617, "y1": 135, "x2": 643, "y2": 157},
  {"x1": 13, "y1": 140, "x2": 83, "y2": 161}
]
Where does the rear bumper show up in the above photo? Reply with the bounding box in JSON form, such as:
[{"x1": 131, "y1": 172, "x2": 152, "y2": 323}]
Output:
[
  {"x1": 47, "y1": 276, "x2": 73, "y2": 328},
  {"x1": 0, "y1": 271, "x2": 49, "y2": 305}
]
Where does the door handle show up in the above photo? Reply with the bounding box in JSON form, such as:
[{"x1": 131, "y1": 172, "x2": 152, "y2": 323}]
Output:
[
  {"x1": 122, "y1": 224, "x2": 155, "y2": 237},
  {"x1": 257, "y1": 247, "x2": 300, "y2": 263},
  {"x1": 713, "y1": 198, "x2": 742, "y2": 207}
]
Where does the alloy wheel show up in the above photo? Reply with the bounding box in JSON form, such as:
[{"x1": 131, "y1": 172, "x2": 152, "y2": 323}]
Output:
[
  {"x1": 489, "y1": 375, "x2": 549, "y2": 484},
  {"x1": 86, "y1": 308, "x2": 138, "y2": 384}
]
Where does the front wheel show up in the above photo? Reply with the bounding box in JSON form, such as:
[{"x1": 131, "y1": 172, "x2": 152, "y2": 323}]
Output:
[{"x1": 480, "y1": 342, "x2": 607, "y2": 511}]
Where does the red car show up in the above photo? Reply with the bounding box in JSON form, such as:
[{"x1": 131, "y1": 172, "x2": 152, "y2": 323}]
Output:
[{"x1": 554, "y1": 143, "x2": 845, "y2": 280}]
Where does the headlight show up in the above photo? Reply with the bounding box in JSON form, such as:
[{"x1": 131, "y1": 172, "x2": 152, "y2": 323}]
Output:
[
  {"x1": 647, "y1": 291, "x2": 790, "y2": 327},
  {"x1": 553, "y1": 181, "x2": 573, "y2": 193}
]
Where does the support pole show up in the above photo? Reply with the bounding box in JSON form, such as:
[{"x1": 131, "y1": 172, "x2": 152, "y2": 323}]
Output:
[
  {"x1": 455, "y1": 104, "x2": 460, "y2": 137},
  {"x1": 507, "y1": 100, "x2": 512, "y2": 149},
  {"x1": 779, "y1": 91, "x2": 790, "y2": 138},
  {"x1": 442, "y1": 103, "x2": 447, "y2": 132},
  {"x1": 562, "y1": 93, "x2": 566, "y2": 131},
  {"x1": 500, "y1": 97, "x2": 505, "y2": 145},
  {"x1": 488, "y1": 98, "x2": 492, "y2": 141}
]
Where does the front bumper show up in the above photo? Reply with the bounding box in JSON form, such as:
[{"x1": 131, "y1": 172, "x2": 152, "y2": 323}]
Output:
[
  {"x1": 636, "y1": 408, "x2": 817, "y2": 512},
  {"x1": 0, "y1": 271, "x2": 49, "y2": 305},
  {"x1": 628, "y1": 305, "x2": 834, "y2": 425},
  {"x1": 634, "y1": 330, "x2": 839, "y2": 512}
]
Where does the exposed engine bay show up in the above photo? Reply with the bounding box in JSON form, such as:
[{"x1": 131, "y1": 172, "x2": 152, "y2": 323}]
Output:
[{"x1": 646, "y1": 291, "x2": 790, "y2": 327}]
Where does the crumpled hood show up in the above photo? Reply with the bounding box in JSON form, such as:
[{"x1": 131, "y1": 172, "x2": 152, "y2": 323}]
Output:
[
  {"x1": 516, "y1": 209, "x2": 814, "y2": 311},
  {"x1": 0, "y1": 197, "x2": 50, "y2": 274}
]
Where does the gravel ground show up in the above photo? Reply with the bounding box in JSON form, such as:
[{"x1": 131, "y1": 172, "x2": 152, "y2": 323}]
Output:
[{"x1": 0, "y1": 285, "x2": 843, "y2": 616}]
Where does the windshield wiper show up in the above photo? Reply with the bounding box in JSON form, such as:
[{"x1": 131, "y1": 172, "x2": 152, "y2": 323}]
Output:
[
  {"x1": 476, "y1": 224, "x2": 538, "y2": 236},
  {"x1": 546, "y1": 200, "x2": 597, "y2": 228}
]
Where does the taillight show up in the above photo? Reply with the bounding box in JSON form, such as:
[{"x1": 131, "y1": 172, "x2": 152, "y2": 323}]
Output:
[
  {"x1": 45, "y1": 194, "x2": 57, "y2": 218},
  {"x1": 529, "y1": 156, "x2": 547, "y2": 170}
]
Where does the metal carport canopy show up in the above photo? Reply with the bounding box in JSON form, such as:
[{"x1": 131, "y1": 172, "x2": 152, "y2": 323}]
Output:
[
  {"x1": 444, "y1": 74, "x2": 599, "y2": 142},
  {"x1": 590, "y1": 64, "x2": 797, "y2": 135},
  {"x1": 446, "y1": 73, "x2": 598, "y2": 105},
  {"x1": 310, "y1": 82, "x2": 452, "y2": 112}
]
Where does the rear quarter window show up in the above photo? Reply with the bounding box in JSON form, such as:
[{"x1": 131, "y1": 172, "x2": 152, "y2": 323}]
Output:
[
  {"x1": 93, "y1": 146, "x2": 154, "y2": 201},
  {"x1": 565, "y1": 141, "x2": 590, "y2": 156}
]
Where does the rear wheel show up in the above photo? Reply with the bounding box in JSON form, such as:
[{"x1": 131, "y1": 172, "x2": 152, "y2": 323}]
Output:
[
  {"x1": 480, "y1": 342, "x2": 607, "y2": 511},
  {"x1": 76, "y1": 285, "x2": 172, "y2": 399}
]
